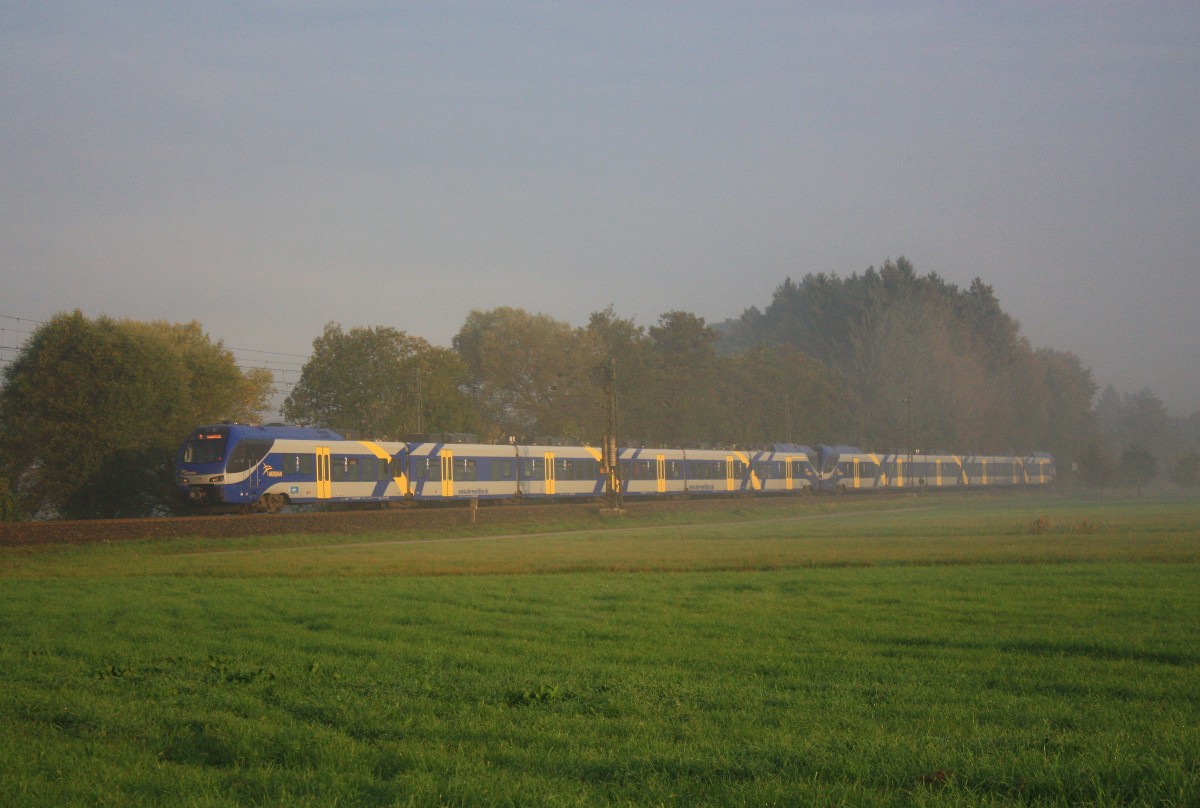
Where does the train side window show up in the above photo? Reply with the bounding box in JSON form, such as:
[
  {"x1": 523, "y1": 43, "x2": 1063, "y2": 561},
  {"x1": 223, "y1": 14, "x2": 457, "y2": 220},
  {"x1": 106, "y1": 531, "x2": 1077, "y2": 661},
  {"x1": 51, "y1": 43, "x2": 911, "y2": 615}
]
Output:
[
  {"x1": 227, "y1": 440, "x2": 272, "y2": 473},
  {"x1": 412, "y1": 457, "x2": 441, "y2": 481},
  {"x1": 454, "y1": 458, "x2": 477, "y2": 481},
  {"x1": 283, "y1": 454, "x2": 313, "y2": 475},
  {"x1": 359, "y1": 458, "x2": 377, "y2": 482},
  {"x1": 625, "y1": 460, "x2": 653, "y2": 480},
  {"x1": 621, "y1": 460, "x2": 651, "y2": 480}
]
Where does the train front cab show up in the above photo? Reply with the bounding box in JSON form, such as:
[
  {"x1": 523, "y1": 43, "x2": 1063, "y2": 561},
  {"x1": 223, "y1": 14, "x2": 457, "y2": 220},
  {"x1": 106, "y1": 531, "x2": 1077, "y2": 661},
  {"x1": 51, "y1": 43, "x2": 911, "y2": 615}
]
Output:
[{"x1": 175, "y1": 424, "x2": 356, "y2": 511}]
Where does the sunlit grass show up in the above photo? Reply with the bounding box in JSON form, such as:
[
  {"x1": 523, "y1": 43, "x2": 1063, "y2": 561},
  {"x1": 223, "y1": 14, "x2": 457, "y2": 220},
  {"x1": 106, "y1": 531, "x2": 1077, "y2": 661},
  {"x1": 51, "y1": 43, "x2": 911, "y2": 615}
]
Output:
[
  {"x1": 2, "y1": 493, "x2": 1197, "y2": 579},
  {"x1": 1, "y1": 492, "x2": 1197, "y2": 805}
]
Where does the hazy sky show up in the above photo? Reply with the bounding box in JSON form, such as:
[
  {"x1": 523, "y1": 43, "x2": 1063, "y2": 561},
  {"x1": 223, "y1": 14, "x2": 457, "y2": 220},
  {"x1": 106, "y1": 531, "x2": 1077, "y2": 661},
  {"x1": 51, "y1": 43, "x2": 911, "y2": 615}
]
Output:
[{"x1": 3, "y1": 2, "x2": 1198, "y2": 415}]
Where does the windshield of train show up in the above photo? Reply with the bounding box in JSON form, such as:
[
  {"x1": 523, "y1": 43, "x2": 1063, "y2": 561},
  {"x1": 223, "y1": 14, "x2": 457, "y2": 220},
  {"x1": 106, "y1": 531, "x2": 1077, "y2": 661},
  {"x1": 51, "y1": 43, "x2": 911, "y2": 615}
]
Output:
[{"x1": 181, "y1": 429, "x2": 229, "y2": 465}]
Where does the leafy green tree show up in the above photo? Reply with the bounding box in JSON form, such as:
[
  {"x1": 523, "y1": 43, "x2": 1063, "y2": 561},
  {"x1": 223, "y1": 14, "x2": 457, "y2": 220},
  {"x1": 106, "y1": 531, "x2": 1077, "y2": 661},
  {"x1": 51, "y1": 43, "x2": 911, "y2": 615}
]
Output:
[
  {"x1": 1121, "y1": 445, "x2": 1158, "y2": 495},
  {"x1": 135, "y1": 320, "x2": 275, "y2": 429},
  {"x1": 584, "y1": 307, "x2": 652, "y2": 445},
  {"x1": 1079, "y1": 442, "x2": 1117, "y2": 488},
  {"x1": 453, "y1": 308, "x2": 596, "y2": 441},
  {"x1": 1030, "y1": 348, "x2": 1098, "y2": 477},
  {"x1": 0, "y1": 476, "x2": 17, "y2": 521},
  {"x1": 0, "y1": 312, "x2": 271, "y2": 518},
  {"x1": 719, "y1": 343, "x2": 849, "y2": 446},
  {"x1": 411, "y1": 346, "x2": 478, "y2": 437},
  {"x1": 283, "y1": 323, "x2": 469, "y2": 439},
  {"x1": 1167, "y1": 451, "x2": 1200, "y2": 490},
  {"x1": 1095, "y1": 385, "x2": 1174, "y2": 460},
  {"x1": 644, "y1": 311, "x2": 722, "y2": 446}
]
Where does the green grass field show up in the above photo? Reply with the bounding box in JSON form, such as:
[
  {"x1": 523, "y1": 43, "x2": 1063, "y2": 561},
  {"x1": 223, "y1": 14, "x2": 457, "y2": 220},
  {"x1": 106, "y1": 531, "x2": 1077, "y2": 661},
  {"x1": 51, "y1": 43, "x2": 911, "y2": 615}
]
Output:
[{"x1": 1, "y1": 493, "x2": 1198, "y2": 806}]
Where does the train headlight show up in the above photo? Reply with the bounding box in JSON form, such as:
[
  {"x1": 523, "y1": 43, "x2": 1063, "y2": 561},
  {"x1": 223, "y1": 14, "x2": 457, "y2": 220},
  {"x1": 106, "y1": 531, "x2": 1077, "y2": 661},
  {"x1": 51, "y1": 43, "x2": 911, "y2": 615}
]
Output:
[{"x1": 209, "y1": 475, "x2": 224, "y2": 483}]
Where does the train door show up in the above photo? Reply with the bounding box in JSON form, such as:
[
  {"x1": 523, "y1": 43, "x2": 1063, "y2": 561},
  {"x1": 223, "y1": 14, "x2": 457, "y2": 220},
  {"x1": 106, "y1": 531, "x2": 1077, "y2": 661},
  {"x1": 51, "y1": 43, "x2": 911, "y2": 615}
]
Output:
[
  {"x1": 545, "y1": 452, "x2": 556, "y2": 496},
  {"x1": 440, "y1": 450, "x2": 454, "y2": 498},
  {"x1": 316, "y1": 447, "x2": 331, "y2": 499},
  {"x1": 656, "y1": 454, "x2": 666, "y2": 494},
  {"x1": 852, "y1": 458, "x2": 860, "y2": 489},
  {"x1": 772, "y1": 456, "x2": 792, "y2": 487},
  {"x1": 726, "y1": 456, "x2": 735, "y2": 492}
]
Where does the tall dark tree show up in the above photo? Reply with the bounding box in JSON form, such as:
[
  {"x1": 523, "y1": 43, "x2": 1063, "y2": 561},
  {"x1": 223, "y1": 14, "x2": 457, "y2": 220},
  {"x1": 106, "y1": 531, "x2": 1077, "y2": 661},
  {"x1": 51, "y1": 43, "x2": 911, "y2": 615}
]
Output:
[
  {"x1": 1167, "y1": 451, "x2": 1200, "y2": 490},
  {"x1": 0, "y1": 477, "x2": 17, "y2": 522},
  {"x1": 1121, "y1": 445, "x2": 1158, "y2": 495},
  {"x1": 1095, "y1": 386, "x2": 1174, "y2": 460},
  {"x1": 1080, "y1": 442, "x2": 1117, "y2": 488},
  {"x1": 585, "y1": 307, "x2": 652, "y2": 445},
  {"x1": 644, "y1": 311, "x2": 722, "y2": 446},
  {"x1": 717, "y1": 258, "x2": 1098, "y2": 457},
  {"x1": 1032, "y1": 348, "x2": 1098, "y2": 475},
  {"x1": 718, "y1": 343, "x2": 849, "y2": 446}
]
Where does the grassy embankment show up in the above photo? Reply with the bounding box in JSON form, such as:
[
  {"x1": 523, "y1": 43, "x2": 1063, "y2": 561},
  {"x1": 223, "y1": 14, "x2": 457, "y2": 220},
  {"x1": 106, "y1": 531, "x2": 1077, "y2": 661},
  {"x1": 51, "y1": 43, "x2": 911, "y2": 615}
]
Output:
[{"x1": 1, "y1": 493, "x2": 1197, "y2": 805}]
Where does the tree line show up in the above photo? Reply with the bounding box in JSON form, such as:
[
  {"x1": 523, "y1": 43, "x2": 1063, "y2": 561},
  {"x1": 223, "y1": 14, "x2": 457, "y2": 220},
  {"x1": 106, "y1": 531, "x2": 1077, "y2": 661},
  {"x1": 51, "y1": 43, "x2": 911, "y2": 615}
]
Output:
[{"x1": 2, "y1": 261, "x2": 1198, "y2": 519}]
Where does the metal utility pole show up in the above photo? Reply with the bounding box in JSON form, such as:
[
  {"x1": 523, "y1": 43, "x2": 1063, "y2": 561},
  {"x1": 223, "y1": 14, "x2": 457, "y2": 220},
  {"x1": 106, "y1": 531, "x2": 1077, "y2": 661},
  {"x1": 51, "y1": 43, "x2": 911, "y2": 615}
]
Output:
[
  {"x1": 414, "y1": 368, "x2": 424, "y2": 435},
  {"x1": 903, "y1": 395, "x2": 914, "y2": 491},
  {"x1": 603, "y1": 357, "x2": 623, "y2": 512}
]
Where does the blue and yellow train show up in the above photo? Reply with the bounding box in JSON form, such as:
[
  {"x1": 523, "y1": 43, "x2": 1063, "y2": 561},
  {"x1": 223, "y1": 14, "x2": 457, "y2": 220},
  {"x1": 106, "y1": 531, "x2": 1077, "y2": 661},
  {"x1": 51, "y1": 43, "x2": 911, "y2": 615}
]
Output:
[{"x1": 175, "y1": 423, "x2": 1055, "y2": 512}]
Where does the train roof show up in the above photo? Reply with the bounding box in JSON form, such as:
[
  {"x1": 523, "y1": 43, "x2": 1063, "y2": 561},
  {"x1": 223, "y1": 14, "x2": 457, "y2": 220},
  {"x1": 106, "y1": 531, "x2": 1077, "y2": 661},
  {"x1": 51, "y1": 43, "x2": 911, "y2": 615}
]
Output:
[
  {"x1": 188, "y1": 423, "x2": 345, "y2": 442},
  {"x1": 768, "y1": 443, "x2": 817, "y2": 454}
]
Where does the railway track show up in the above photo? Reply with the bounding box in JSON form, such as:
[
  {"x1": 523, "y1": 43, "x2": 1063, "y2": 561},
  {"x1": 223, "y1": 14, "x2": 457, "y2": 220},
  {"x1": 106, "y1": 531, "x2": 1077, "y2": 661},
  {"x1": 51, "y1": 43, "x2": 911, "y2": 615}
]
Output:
[{"x1": 0, "y1": 496, "x2": 803, "y2": 547}]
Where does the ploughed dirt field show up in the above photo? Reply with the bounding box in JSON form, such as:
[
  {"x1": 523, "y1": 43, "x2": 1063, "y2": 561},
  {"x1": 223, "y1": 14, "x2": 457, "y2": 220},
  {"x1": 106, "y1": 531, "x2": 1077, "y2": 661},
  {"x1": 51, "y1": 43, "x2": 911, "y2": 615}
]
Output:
[{"x1": 0, "y1": 496, "x2": 811, "y2": 547}]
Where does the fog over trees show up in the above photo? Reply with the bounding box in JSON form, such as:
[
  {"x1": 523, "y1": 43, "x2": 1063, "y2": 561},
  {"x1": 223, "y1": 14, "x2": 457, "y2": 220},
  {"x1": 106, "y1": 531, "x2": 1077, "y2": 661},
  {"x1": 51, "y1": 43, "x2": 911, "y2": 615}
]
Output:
[
  {"x1": 717, "y1": 259, "x2": 1100, "y2": 470},
  {"x1": 2, "y1": 260, "x2": 1197, "y2": 519}
]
